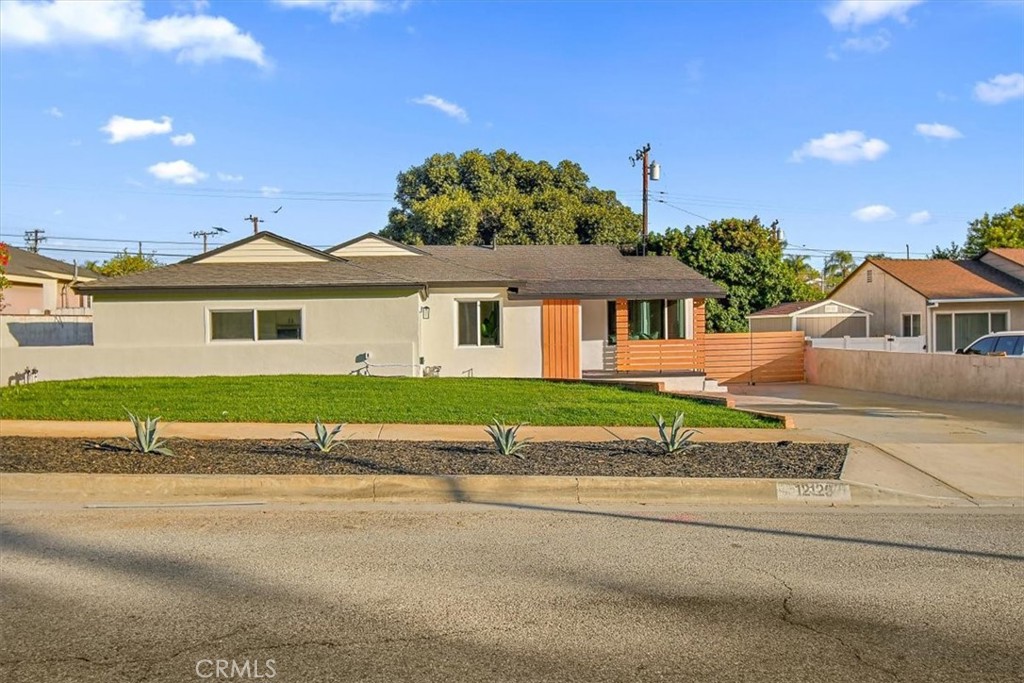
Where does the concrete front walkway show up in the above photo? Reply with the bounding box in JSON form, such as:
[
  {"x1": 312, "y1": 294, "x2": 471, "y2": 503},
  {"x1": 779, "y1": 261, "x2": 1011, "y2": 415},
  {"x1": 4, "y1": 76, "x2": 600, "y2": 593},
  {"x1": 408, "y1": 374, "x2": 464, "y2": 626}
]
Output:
[{"x1": 728, "y1": 384, "x2": 1024, "y2": 504}]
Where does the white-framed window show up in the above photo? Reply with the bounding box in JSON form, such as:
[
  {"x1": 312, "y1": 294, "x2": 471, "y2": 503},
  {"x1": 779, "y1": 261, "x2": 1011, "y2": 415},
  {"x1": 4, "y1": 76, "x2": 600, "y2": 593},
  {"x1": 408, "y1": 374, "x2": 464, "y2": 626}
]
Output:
[
  {"x1": 209, "y1": 308, "x2": 303, "y2": 342},
  {"x1": 933, "y1": 311, "x2": 1008, "y2": 352},
  {"x1": 457, "y1": 300, "x2": 500, "y2": 347},
  {"x1": 624, "y1": 299, "x2": 688, "y2": 341},
  {"x1": 901, "y1": 313, "x2": 921, "y2": 337}
]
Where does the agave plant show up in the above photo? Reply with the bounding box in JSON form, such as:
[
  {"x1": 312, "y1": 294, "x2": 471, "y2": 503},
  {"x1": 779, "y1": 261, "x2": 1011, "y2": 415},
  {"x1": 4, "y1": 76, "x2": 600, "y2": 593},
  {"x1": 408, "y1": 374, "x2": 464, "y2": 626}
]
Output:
[
  {"x1": 124, "y1": 410, "x2": 174, "y2": 455},
  {"x1": 484, "y1": 419, "x2": 531, "y2": 459},
  {"x1": 639, "y1": 412, "x2": 700, "y2": 455},
  {"x1": 294, "y1": 418, "x2": 348, "y2": 454}
]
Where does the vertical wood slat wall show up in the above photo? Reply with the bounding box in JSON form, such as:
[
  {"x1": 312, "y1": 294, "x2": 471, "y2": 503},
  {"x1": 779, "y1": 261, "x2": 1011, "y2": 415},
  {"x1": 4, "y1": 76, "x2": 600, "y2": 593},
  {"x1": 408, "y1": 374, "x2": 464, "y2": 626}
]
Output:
[{"x1": 541, "y1": 299, "x2": 580, "y2": 379}]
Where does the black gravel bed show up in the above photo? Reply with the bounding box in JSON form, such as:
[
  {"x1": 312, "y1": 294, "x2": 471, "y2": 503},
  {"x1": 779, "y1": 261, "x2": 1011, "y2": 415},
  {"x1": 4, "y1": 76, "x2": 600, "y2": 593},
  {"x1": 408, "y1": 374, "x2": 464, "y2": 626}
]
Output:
[{"x1": 0, "y1": 438, "x2": 847, "y2": 479}]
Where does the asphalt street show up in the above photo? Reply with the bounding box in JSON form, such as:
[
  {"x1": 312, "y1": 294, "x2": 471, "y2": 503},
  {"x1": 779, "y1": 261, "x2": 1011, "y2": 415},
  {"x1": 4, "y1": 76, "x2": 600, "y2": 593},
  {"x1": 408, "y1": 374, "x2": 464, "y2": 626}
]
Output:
[{"x1": 1, "y1": 502, "x2": 1022, "y2": 682}]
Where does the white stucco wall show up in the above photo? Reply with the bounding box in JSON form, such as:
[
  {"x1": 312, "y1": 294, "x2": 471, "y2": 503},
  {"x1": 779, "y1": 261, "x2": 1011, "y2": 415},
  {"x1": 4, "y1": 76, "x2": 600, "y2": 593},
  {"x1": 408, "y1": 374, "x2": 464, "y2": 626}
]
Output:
[
  {"x1": 831, "y1": 266, "x2": 925, "y2": 338},
  {"x1": 419, "y1": 288, "x2": 542, "y2": 378},
  {"x1": 580, "y1": 299, "x2": 607, "y2": 371},
  {"x1": 67, "y1": 288, "x2": 421, "y2": 377}
]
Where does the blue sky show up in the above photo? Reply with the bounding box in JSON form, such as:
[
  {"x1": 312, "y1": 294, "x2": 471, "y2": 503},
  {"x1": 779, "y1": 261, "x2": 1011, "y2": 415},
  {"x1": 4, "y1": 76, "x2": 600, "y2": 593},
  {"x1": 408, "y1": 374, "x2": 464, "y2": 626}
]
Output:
[{"x1": 1, "y1": 0, "x2": 1022, "y2": 271}]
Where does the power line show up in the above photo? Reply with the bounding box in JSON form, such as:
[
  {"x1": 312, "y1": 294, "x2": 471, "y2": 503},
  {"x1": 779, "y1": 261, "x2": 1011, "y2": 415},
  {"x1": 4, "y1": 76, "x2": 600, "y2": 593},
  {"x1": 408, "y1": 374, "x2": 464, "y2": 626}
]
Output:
[{"x1": 653, "y1": 199, "x2": 713, "y2": 223}]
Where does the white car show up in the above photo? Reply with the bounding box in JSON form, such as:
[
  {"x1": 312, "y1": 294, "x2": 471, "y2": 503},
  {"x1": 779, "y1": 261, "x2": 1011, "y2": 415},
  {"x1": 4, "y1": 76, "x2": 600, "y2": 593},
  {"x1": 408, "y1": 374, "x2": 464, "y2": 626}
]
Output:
[{"x1": 958, "y1": 331, "x2": 1024, "y2": 357}]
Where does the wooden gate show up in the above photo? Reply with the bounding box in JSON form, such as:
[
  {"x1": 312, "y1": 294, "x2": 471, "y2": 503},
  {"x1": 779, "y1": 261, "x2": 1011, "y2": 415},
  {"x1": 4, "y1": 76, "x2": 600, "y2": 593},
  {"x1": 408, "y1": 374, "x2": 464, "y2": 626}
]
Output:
[
  {"x1": 703, "y1": 331, "x2": 805, "y2": 383},
  {"x1": 541, "y1": 299, "x2": 580, "y2": 379}
]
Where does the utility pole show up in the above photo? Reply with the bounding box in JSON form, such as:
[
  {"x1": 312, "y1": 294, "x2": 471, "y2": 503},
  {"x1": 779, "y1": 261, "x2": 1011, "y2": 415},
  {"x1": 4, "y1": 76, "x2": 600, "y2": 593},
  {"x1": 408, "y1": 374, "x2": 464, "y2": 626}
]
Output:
[
  {"x1": 629, "y1": 144, "x2": 659, "y2": 255},
  {"x1": 191, "y1": 227, "x2": 228, "y2": 253},
  {"x1": 906, "y1": 244, "x2": 910, "y2": 260},
  {"x1": 23, "y1": 229, "x2": 46, "y2": 253},
  {"x1": 245, "y1": 215, "x2": 264, "y2": 234}
]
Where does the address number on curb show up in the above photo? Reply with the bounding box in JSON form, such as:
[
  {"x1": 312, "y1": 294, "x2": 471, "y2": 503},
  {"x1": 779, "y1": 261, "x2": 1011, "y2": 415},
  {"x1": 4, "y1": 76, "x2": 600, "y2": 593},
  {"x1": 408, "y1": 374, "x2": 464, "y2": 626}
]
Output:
[{"x1": 776, "y1": 482, "x2": 851, "y2": 502}]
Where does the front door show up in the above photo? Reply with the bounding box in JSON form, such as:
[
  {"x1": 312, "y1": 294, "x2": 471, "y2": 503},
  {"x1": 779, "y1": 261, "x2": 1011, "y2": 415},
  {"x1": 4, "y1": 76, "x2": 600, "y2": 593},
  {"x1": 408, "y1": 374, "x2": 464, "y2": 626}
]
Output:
[{"x1": 541, "y1": 299, "x2": 581, "y2": 379}]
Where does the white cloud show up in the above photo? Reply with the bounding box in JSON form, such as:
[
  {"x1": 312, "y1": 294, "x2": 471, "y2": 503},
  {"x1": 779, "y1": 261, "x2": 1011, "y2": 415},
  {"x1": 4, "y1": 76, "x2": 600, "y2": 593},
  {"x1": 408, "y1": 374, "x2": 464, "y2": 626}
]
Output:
[
  {"x1": 852, "y1": 204, "x2": 897, "y2": 222},
  {"x1": 147, "y1": 159, "x2": 207, "y2": 185},
  {"x1": 914, "y1": 122, "x2": 963, "y2": 140},
  {"x1": 790, "y1": 130, "x2": 889, "y2": 164},
  {"x1": 260, "y1": 186, "x2": 282, "y2": 197},
  {"x1": 273, "y1": 0, "x2": 406, "y2": 23},
  {"x1": 217, "y1": 172, "x2": 244, "y2": 182},
  {"x1": 170, "y1": 132, "x2": 196, "y2": 146},
  {"x1": 0, "y1": 0, "x2": 267, "y2": 67},
  {"x1": 45, "y1": 106, "x2": 63, "y2": 118},
  {"x1": 412, "y1": 94, "x2": 469, "y2": 123},
  {"x1": 825, "y1": 0, "x2": 923, "y2": 30},
  {"x1": 973, "y1": 73, "x2": 1024, "y2": 105},
  {"x1": 101, "y1": 115, "x2": 172, "y2": 143},
  {"x1": 907, "y1": 210, "x2": 931, "y2": 225},
  {"x1": 840, "y1": 30, "x2": 890, "y2": 53}
]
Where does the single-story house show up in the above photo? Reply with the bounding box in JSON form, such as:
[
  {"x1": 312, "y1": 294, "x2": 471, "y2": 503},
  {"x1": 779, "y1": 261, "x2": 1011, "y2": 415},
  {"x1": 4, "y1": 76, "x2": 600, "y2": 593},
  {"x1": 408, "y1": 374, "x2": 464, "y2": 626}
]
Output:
[
  {"x1": 829, "y1": 251, "x2": 1024, "y2": 352},
  {"x1": 747, "y1": 299, "x2": 870, "y2": 337},
  {"x1": 75, "y1": 231, "x2": 725, "y2": 379},
  {"x1": 1, "y1": 246, "x2": 99, "y2": 315}
]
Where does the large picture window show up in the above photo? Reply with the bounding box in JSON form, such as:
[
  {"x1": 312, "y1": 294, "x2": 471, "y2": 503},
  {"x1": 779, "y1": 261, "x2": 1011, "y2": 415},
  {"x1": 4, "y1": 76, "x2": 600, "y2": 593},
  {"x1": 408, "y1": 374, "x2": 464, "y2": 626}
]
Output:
[
  {"x1": 457, "y1": 300, "x2": 500, "y2": 346},
  {"x1": 210, "y1": 309, "x2": 302, "y2": 342},
  {"x1": 624, "y1": 299, "x2": 687, "y2": 341},
  {"x1": 934, "y1": 311, "x2": 1008, "y2": 352}
]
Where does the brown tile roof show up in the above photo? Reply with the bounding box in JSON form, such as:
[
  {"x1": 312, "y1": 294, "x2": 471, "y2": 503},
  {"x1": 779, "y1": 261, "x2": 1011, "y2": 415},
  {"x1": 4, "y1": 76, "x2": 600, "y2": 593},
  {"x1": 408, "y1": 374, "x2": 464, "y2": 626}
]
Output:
[
  {"x1": 80, "y1": 235, "x2": 725, "y2": 299},
  {"x1": 987, "y1": 248, "x2": 1024, "y2": 267},
  {"x1": 748, "y1": 301, "x2": 822, "y2": 317},
  {"x1": 867, "y1": 258, "x2": 1024, "y2": 299},
  {"x1": 5, "y1": 245, "x2": 101, "y2": 280}
]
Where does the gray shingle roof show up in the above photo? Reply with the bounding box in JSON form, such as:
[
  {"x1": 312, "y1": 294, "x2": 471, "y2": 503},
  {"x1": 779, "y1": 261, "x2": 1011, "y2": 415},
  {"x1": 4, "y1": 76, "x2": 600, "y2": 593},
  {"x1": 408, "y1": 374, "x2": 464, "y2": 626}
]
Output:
[
  {"x1": 6, "y1": 245, "x2": 101, "y2": 280},
  {"x1": 78, "y1": 233, "x2": 724, "y2": 299}
]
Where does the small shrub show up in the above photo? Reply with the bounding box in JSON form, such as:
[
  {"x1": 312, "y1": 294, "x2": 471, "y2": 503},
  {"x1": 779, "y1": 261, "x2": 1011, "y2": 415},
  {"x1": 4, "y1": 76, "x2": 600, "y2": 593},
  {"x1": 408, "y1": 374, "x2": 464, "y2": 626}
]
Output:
[
  {"x1": 125, "y1": 410, "x2": 174, "y2": 455},
  {"x1": 640, "y1": 412, "x2": 700, "y2": 454},
  {"x1": 484, "y1": 419, "x2": 531, "y2": 459},
  {"x1": 294, "y1": 418, "x2": 348, "y2": 454}
]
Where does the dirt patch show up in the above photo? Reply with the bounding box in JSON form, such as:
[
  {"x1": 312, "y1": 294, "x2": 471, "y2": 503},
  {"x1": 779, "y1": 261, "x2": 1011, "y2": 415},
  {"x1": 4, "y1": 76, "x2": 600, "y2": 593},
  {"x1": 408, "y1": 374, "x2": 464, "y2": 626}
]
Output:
[{"x1": 0, "y1": 438, "x2": 846, "y2": 479}]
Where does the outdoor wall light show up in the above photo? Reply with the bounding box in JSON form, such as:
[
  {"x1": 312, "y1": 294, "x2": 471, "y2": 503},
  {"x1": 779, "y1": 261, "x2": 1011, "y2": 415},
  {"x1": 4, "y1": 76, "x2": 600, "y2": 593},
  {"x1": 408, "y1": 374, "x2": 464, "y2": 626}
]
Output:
[{"x1": 421, "y1": 306, "x2": 431, "y2": 319}]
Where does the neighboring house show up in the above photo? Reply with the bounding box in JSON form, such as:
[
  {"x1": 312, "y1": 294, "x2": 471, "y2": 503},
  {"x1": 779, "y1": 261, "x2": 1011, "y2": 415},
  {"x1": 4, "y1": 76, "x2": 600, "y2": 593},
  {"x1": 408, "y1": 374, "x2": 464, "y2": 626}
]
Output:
[
  {"x1": 1, "y1": 246, "x2": 100, "y2": 314},
  {"x1": 748, "y1": 299, "x2": 870, "y2": 337},
  {"x1": 75, "y1": 231, "x2": 724, "y2": 379},
  {"x1": 829, "y1": 252, "x2": 1024, "y2": 353}
]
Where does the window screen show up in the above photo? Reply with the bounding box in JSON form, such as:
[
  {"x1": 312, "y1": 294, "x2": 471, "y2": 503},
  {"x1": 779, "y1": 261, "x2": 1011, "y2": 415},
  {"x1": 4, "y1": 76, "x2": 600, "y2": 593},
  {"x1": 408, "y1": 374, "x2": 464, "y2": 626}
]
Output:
[
  {"x1": 628, "y1": 299, "x2": 665, "y2": 340},
  {"x1": 457, "y1": 302, "x2": 478, "y2": 346},
  {"x1": 667, "y1": 299, "x2": 687, "y2": 339},
  {"x1": 257, "y1": 310, "x2": 302, "y2": 340},
  {"x1": 479, "y1": 301, "x2": 500, "y2": 346},
  {"x1": 990, "y1": 312, "x2": 1008, "y2": 333},
  {"x1": 901, "y1": 314, "x2": 920, "y2": 337},
  {"x1": 954, "y1": 313, "x2": 990, "y2": 351},
  {"x1": 935, "y1": 314, "x2": 953, "y2": 352},
  {"x1": 211, "y1": 311, "x2": 254, "y2": 340}
]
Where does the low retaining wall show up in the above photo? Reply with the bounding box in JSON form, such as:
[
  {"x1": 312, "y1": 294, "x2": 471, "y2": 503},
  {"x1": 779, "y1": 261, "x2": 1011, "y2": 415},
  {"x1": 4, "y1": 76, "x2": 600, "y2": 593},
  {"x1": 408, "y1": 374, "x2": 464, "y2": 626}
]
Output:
[
  {"x1": 1, "y1": 314, "x2": 93, "y2": 347},
  {"x1": 805, "y1": 347, "x2": 1024, "y2": 405}
]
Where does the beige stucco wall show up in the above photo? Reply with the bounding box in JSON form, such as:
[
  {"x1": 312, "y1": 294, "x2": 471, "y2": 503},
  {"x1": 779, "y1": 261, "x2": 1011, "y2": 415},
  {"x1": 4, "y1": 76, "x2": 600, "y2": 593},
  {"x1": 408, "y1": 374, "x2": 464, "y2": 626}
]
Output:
[
  {"x1": 419, "y1": 287, "x2": 542, "y2": 378},
  {"x1": 806, "y1": 346, "x2": 1024, "y2": 405},
  {"x1": 831, "y1": 266, "x2": 925, "y2": 337},
  {"x1": 15, "y1": 288, "x2": 424, "y2": 379}
]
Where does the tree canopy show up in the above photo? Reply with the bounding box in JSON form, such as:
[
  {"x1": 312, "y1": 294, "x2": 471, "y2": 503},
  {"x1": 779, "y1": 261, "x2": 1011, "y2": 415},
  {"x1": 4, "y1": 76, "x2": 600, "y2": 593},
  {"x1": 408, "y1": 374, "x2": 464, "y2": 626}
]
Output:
[
  {"x1": 86, "y1": 250, "x2": 159, "y2": 277},
  {"x1": 964, "y1": 203, "x2": 1024, "y2": 257},
  {"x1": 648, "y1": 217, "x2": 823, "y2": 333},
  {"x1": 380, "y1": 149, "x2": 641, "y2": 246},
  {"x1": 929, "y1": 203, "x2": 1024, "y2": 259}
]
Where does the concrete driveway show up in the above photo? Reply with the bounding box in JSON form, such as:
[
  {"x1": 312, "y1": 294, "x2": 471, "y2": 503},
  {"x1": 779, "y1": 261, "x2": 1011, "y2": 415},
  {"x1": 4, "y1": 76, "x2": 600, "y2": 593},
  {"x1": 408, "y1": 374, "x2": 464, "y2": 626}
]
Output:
[{"x1": 728, "y1": 384, "x2": 1024, "y2": 503}]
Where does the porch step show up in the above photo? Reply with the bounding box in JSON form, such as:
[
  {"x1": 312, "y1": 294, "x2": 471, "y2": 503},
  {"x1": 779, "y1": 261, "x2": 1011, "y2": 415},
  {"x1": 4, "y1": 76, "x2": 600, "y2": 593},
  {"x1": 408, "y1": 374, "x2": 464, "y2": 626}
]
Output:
[{"x1": 702, "y1": 378, "x2": 727, "y2": 393}]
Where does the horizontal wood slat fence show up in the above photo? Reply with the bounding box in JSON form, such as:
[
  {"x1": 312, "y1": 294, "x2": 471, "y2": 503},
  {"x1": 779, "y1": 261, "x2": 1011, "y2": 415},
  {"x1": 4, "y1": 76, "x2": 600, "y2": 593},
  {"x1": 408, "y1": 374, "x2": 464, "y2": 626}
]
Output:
[{"x1": 703, "y1": 331, "x2": 805, "y2": 384}]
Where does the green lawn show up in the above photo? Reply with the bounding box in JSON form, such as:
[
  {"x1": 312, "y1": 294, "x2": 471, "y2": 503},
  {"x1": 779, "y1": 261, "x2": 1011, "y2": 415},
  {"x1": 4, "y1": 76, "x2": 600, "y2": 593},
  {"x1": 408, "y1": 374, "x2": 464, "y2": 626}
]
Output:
[{"x1": 0, "y1": 376, "x2": 777, "y2": 428}]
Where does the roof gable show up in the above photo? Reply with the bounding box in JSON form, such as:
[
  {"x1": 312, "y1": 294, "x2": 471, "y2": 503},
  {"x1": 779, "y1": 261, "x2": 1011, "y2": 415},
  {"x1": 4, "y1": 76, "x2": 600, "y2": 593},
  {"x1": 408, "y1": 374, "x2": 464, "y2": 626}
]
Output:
[
  {"x1": 182, "y1": 232, "x2": 338, "y2": 264},
  {"x1": 748, "y1": 300, "x2": 868, "y2": 317},
  {"x1": 835, "y1": 258, "x2": 1024, "y2": 300},
  {"x1": 985, "y1": 248, "x2": 1024, "y2": 267},
  {"x1": 5, "y1": 245, "x2": 101, "y2": 280},
  {"x1": 328, "y1": 233, "x2": 426, "y2": 257}
]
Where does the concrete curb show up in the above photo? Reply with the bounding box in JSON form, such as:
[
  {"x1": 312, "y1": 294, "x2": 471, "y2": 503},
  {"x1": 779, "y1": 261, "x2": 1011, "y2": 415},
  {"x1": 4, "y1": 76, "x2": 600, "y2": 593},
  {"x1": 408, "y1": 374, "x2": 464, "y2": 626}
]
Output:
[{"x1": 0, "y1": 473, "x2": 997, "y2": 507}]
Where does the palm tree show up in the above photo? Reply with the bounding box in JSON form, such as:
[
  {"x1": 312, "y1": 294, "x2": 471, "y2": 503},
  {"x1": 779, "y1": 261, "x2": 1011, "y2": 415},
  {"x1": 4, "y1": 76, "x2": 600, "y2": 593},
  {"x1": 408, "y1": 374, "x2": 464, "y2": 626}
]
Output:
[
  {"x1": 784, "y1": 254, "x2": 820, "y2": 284},
  {"x1": 823, "y1": 250, "x2": 855, "y2": 289}
]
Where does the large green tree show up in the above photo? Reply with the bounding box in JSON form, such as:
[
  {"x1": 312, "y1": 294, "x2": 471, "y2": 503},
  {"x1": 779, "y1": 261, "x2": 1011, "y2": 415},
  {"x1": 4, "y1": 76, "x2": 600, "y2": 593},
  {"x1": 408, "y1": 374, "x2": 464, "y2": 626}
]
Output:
[
  {"x1": 823, "y1": 250, "x2": 856, "y2": 289},
  {"x1": 648, "y1": 217, "x2": 821, "y2": 332},
  {"x1": 963, "y1": 203, "x2": 1024, "y2": 257},
  {"x1": 85, "y1": 250, "x2": 159, "y2": 277},
  {"x1": 381, "y1": 149, "x2": 641, "y2": 246}
]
